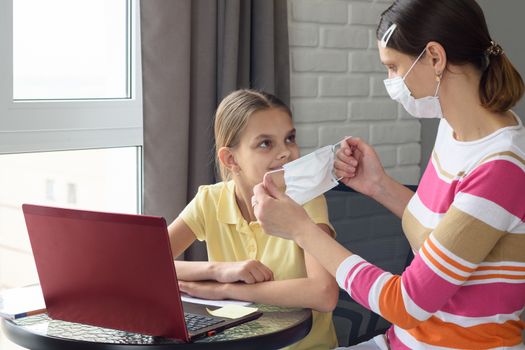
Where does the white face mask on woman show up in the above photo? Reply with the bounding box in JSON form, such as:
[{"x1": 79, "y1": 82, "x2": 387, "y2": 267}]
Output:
[{"x1": 383, "y1": 48, "x2": 443, "y2": 119}]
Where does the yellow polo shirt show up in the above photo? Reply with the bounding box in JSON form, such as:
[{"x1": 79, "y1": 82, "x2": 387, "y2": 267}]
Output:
[{"x1": 180, "y1": 180, "x2": 337, "y2": 350}]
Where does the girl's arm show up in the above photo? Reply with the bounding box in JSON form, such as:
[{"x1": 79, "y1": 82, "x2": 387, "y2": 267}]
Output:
[
  {"x1": 168, "y1": 217, "x2": 273, "y2": 283},
  {"x1": 179, "y1": 224, "x2": 340, "y2": 313}
]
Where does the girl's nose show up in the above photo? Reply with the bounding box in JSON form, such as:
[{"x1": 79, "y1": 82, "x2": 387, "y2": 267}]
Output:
[{"x1": 277, "y1": 147, "x2": 291, "y2": 160}]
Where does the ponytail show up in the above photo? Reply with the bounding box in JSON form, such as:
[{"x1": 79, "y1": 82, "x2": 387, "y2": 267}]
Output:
[{"x1": 480, "y1": 53, "x2": 524, "y2": 113}]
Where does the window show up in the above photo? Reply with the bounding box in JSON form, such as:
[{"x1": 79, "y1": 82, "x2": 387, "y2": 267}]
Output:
[
  {"x1": 0, "y1": 147, "x2": 141, "y2": 289},
  {"x1": 0, "y1": 0, "x2": 142, "y2": 289},
  {"x1": 13, "y1": 0, "x2": 129, "y2": 100},
  {"x1": 1, "y1": 1, "x2": 142, "y2": 348},
  {"x1": 0, "y1": 0, "x2": 142, "y2": 154}
]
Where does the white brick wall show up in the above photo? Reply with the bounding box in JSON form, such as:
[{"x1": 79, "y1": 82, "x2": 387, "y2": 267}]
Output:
[{"x1": 288, "y1": 0, "x2": 421, "y2": 185}]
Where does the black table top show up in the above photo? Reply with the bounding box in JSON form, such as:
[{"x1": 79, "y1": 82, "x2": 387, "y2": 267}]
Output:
[{"x1": 2, "y1": 304, "x2": 312, "y2": 350}]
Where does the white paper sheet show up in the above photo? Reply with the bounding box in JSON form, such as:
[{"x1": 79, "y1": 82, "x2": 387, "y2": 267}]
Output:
[
  {"x1": 180, "y1": 294, "x2": 252, "y2": 308},
  {"x1": 0, "y1": 285, "x2": 46, "y2": 319}
]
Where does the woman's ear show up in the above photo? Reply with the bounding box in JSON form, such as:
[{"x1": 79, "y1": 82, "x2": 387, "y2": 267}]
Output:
[
  {"x1": 426, "y1": 41, "x2": 447, "y2": 76},
  {"x1": 218, "y1": 147, "x2": 239, "y2": 174}
]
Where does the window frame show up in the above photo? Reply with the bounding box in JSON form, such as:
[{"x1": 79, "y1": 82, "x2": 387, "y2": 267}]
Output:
[{"x1": 0, "y1": 0, "x2": 143, "y2": 155}]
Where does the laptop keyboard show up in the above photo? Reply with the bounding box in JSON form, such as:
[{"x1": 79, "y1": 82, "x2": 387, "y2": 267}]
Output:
[{"x1": 184, "y1": 312, "x2": 224, "y2": 332}]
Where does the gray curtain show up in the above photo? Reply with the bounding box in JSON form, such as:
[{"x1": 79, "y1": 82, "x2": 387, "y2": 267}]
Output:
[{"x1": 140, "y1": 0, "x2": 290, "y2": 260}]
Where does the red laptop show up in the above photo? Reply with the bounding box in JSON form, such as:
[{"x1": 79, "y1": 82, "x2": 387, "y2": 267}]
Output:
[{"x1": 22, "y1": 204, "x2": 262, "y2": 341}]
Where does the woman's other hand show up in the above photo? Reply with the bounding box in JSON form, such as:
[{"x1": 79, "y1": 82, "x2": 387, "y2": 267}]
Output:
[
  {"x1": 252, "y1": 174, "x2": 317, "y2": 241},
  {"x1": 335, "y1": 137, "x2": 387, "y2": 198},
  {"x1": 214, "y1": 260, "x2": 273, "y2": 284}
]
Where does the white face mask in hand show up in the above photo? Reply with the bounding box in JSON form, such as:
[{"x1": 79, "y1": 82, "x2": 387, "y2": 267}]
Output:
[{"x1": 267, "y1": 142, "x2": 342, "y2": 205}]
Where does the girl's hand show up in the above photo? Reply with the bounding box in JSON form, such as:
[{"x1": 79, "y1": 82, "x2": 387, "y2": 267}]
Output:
[
  {"x1": 334, "y1": 137, "x2": 387, "y2": 198},
  {"x1": 252, "y1": 174, "x2": 316, "y2": 241},
  {"x1": 178, "y1": 281, "x2": 230, "y2": 300},
  {"x1": 214, "y1": 260, "x2": 273, "y2": 284}
]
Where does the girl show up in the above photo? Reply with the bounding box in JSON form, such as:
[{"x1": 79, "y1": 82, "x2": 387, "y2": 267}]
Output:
[
  {"x1": 168, "y1": 89, "x2": 339, "y2": 350},
  {"x1": 253, "y1": 0, "x2": 525, "y2": 349}
]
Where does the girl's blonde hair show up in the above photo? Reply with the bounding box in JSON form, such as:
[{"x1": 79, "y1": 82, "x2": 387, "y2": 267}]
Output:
[{"x1": 214, "y1": 89, "x2": 292, "y2": 181}]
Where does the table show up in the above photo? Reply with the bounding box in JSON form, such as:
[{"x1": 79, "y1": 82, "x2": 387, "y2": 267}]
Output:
[{"x1": 1, "y1": 304, "x2": 312, "y2": 350}]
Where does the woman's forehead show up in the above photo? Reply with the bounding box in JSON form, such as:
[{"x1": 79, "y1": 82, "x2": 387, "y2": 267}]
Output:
[{"x1": 378, "y1": 44, "x2": 410, "y2": 65}]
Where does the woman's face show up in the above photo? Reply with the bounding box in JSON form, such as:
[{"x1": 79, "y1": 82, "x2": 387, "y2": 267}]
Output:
[
  {"x1": 378, "y1": 43, "x2": 438, "y2": 99},
  {"x1": 230, "y1": 107, "x2": 299, "y2": 190}
]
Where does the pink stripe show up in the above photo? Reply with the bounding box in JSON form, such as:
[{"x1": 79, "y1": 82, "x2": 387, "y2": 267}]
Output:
[
  {"x1": 457, "y1": 160, "x2": 525, "y2": 219},
  {"x1": 386, "y1": 327, "x2": 411, "y2": 349},
  {"x1": 441, "y1": 282, "x2": 525, "y2": 316},
  {"x1": 401, "y1": 253, "x2": 460, "y2": 313},
  {"x1": 349, "y1": 264, "x2": 386, "y2": 310},
  {"x1": 344, "y1": 261, "x2": 367, "y2": 291},
  {"x1": 417, "y1": 161, "x2": 457, "y2": 213}
]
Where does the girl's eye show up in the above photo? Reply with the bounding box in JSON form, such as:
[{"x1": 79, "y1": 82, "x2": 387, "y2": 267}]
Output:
[
  {"x1": 286, "y1": 134, "x2": 296, "y2": 144},
  {"x1": 259, "y1": 140, "x2": 271, "y2": 149}
]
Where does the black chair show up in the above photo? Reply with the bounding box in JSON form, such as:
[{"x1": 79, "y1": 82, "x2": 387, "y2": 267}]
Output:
[{"x1": 326, "y1": 184, "x2": 416, "y2": 347}]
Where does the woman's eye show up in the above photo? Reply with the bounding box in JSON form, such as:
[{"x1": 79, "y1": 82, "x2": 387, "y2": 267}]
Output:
[
  {"x1": 286, "y1": 134, "x2": 296, "y2": 144},
  {"x1": 388, "y1": 65, "x2": 397, "y2": 73}
]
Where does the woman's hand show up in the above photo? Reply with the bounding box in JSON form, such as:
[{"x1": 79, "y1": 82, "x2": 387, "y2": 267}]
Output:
[
  {"x1": 252, "y1": 174, "x2": 317, "y2": 241},
  {"x1": 334, "y1": 137, "x2": 387, "y2": 198},
  {"x1": 214, "y1": 260, "x2": 273, "y2": 284}
]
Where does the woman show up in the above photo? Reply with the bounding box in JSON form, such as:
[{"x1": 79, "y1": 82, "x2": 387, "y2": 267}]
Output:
[{"x1": 253, "y1": 0, "x2": 525, "y2": 349}]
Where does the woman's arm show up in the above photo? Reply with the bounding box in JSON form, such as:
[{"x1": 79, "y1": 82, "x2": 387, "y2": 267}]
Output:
[
  {"x1": 178, "y1": 223, "x2": 340, "y2": 312},
  {"x1": 252, "y1": 164, "x2": 520, "y2": 331},
  {"x1": 168, "y1": 217, "x2": 273, "y2": 283},
  {"x1": 335, "y1": 137, "x2": 414, "y2": 218}
]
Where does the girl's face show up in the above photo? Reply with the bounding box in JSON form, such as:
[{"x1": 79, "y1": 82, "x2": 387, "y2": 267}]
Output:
[{"x1": 231, "y1": 107, "x2": 299, "y2": 189}]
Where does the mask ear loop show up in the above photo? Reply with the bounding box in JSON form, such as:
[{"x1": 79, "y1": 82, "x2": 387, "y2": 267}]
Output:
[
  {"x1": 266, "y1": 168, "x2": 285, "y2": 175},
  {"x1": 403, "y1": 48, "x2": 427, "y2": 80},
  {"x1": 433, "y1": 72, "x2": 442, "y2": 97}
]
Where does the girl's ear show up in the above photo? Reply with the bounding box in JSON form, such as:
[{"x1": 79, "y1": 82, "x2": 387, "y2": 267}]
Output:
[
  {"x1": 426, "y1": 41, "x2": 447, "y2": 76},
  {"x1": 218, "y1": 147, "x2": 239, "y2": 174}
]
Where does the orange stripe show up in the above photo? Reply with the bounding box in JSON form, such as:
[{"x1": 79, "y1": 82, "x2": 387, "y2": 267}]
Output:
[
  {"x1": 408, "y1": 316, "x2": 525, "y2": 348},
  {"x1": 421, "y1": 244, "x2": 468, "y2": 282},
  {"x1": 378, "y1": 275, "x2": 421, "y2": 329},
  {"x1": 468, "y1": 273, "x2": 525, "y2": 281},
  {"x1": 427, "y1": 238, "x2": 475, "y2": 273}
]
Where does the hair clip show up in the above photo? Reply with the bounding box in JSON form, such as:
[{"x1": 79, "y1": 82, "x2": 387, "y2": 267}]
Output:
[
  {"x1": 486, "y1": 40, "x2": 503, "y2": 57},
  {"x1": 380, "y1": 23, "x2": 397, "y2": 48}
]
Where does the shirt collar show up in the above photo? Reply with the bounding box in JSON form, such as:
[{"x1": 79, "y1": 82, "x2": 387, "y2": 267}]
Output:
[
  {"x1": 217, "y1": 180, "x2": 243, "y2": 225},
  {"x1": 217, "y1": 181, "x2": 260, "y2": 233}
]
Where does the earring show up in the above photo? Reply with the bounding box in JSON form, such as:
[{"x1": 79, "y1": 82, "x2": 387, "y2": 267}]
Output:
[{"x1": 435, "y1": 72, "x2": 442, "y2": 82}]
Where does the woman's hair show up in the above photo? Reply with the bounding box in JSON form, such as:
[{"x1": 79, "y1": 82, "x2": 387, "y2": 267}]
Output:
[
  {"x1": 377, "y1": 0, "x2": 524, "y2": 113},
  {"x1": 214, "y1": 89, "x2": 292, "y2": 181}
]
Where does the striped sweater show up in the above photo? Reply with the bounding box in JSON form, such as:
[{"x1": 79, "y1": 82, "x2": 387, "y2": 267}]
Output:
[{"x1": 336, "y1": 115, "x2": 525, "y2": 349}]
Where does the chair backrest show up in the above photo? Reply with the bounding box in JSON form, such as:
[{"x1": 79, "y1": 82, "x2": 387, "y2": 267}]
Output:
[{"x1": 325, "y1": 184, "x2": 416, "y2": 346}]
